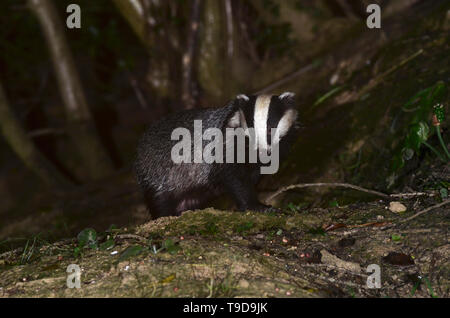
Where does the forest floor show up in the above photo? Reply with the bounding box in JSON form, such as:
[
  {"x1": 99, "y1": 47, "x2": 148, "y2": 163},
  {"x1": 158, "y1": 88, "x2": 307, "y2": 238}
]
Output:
[{"x1": 1, "y1": 162, "x2": 448, "y2": 298}]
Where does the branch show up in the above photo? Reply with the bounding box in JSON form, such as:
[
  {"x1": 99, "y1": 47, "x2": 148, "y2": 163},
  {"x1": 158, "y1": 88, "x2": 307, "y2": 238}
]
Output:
[
  {"x1": 255, "y1": 60, "x2": 321, "y2": 95},
  {"x1": 0, "y1": 82, "x2": 73, "y2": 189},
  {"x1": 398, "y1": 199, "x2": 450, "y2": 223},
  {"x1": 28, "y1": 128, "x2": 65, "y2": 138},
  {"x1": 265, "y1": 182, "x2": 436, "y2": 205}
]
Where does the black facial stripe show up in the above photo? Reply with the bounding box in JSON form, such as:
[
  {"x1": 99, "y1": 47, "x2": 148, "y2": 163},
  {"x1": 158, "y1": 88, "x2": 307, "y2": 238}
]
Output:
[
  {"x1": 267, "y1": 96, "x2": 284, "y2": 145},
  {"x1": 241, "y1": 95, "x2": 257, "y2": 128}
]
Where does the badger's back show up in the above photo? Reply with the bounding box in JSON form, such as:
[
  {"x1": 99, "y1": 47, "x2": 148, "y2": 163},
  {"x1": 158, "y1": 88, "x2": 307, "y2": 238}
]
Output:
[{"x1": 134, "y1": 103, "x2": 236, "y2": 202}]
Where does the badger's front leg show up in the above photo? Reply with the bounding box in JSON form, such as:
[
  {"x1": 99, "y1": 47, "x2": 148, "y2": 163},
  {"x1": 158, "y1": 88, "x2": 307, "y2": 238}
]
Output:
[{"x1": 222, "y1": 173, "x2": 276, "y2": 213}]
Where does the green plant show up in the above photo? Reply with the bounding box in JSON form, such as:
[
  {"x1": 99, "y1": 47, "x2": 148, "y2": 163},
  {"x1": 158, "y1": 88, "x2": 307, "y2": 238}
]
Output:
[
  {"x1": 392, "y1": 81, "x2": 449, "y2": 173},
  {"x1": 410, "y1": 276, "x2": 437, "y2": 298},
  {"x1": 234, "y1": 221, "x2": 254, "y2": 234},
  {"x1": 74, "y1": 228, "x2": 98, "y2": 257},
  {"x1": 162, "y1": 239, "x2": 181, "y2": 255}
]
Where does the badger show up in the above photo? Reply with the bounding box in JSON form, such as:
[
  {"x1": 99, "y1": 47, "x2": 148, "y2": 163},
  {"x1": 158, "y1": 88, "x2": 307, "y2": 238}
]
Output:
[{"x1": 134, "y1": 92, "x2": 299, "y2": 219}]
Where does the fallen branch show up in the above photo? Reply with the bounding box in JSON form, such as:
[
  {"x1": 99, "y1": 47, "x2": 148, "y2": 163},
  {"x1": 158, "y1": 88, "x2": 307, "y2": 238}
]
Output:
[
  {"x1": 265, "y1": 182, "x2": 436, "y2": 205},
  {"x1": 398, "y1": 199, "x2": 450, "y2": 223},
  {"x1": 265, "y1": 182, "x2": 388, "y2": 204},
  {"x1": 115, "y1": 234, "x2": 148, "y2": 243}
]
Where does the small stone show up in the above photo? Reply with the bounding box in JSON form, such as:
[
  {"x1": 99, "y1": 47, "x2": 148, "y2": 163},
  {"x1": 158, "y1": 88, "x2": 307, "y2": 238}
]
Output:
[
  {"x1": 389, "y1": 202, "x2": 407, "y2": 213},
  {"x1": 238, "y1": 279, "x2": 249, "y2": 288}
]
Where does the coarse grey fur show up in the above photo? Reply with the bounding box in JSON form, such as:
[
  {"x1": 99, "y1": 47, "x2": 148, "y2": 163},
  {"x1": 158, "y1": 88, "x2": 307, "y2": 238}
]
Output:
[{"x1": 134, "y1": 93, "x2": 298, "y2": 219}]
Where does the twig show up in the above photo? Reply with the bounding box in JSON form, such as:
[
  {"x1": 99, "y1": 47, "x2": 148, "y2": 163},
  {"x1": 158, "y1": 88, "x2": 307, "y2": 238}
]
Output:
[
  {"x1": 356, "y1": 49, "x2": 423, "y2": 99},
  {"x1": 265, "y1": 183, "x2": 389, "y2": 204},
  {"x1": 116, "y1": 234, "x2": 148, "y2": 243},
  {"x1": 390, "y1": 192, "x2": 436, "y2": 198},
  {"x1": 265, "y1": 182, "x2": 436, "y2": 204},
  {"x1": 255, "y1": 60, "x2": 322, "y2": 95},
  {"x1": 28, "y1": 128, "x2": 65, "y2": 138},
  {"x1": 398, "y1": 199, "x2": 450, "y2": 223},
  {"x1": 127, "y1": 71, "x2": 148, "y2": 109}
]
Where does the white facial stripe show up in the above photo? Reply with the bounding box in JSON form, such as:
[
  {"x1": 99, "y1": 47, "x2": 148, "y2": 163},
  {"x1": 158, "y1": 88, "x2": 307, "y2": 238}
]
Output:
[
  {"x1": 273, "y1": 109, "x2": 298, "y2": 144},
  {"x1": 254, "y1": 95, "x2": 272, "y2": 150}
]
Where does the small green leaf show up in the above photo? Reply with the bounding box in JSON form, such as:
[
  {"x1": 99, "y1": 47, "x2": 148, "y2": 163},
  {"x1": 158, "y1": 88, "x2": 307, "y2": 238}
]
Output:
[
  {"x1": 77, "y1": 228, "x2": 97, "y2": 249},
  {"x1": 276, "y1": 229, "x2": 283, "y2": 236},
  {"x1": 287, "y1": 202, "x2": 296, "y2": 212},
  {"x1": 427, "y1": 81, "x2": 447, "y2": 107},
  {"x1": 313, "y1": 86, "x2": 345, "y2": 107},
  {"x1": 201, "y1": 221, "x2": 218, "y2": 235},
  {"x1": 73, "y1": 246, "x2": 81, "y2": 258},
  {"x1": 235, "y1": 221, "x2": 254, "y2": 234},
  {"x1": 162, "y1": 239, "x2": 181, "y2": 255},
  {"x1": 329, "y1": 200, "x2": 339, "y2": 208},
  {"x1": 118, "y1": 245, "x2": 144, "y2": 262},
  {"x1": 391, "y1": 234, "x2": 402, "y2": 241},
  {"x1": 403, "y1": 87, "x2": 432, "y2": 111},
  {"x1": 405, "y1": 121, "x2": 429, "y2": 152},
  {"x1": 99, "y1": 239, "x2": 115, "y2": 251},
  {"x1": 106, "y1": 224, "x2": 119, "y2": 233},
  {"x1": 439, "y1": 187, "x2": 448, "y2": 199}
]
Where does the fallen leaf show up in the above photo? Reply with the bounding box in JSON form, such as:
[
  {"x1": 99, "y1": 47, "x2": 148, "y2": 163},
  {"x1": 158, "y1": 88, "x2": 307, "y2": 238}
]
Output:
[
  {"x1": 382, "y1": 252, "x2": 415, "y2": 266},
  {"x1": 323, "y1": 223, "x2": 347, "y2": 232}
]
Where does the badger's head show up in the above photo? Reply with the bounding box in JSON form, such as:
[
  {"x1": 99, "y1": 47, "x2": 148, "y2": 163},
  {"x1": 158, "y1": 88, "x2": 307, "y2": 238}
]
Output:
[{"x1": 227, "y1": 92, "x2": 298, "y2": 155}]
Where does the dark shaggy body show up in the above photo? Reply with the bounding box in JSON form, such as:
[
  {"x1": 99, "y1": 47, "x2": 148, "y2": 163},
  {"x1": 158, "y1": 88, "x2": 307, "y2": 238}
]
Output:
[{"x1": 134, "y1": 96, "x2": 298, "y2": 219}]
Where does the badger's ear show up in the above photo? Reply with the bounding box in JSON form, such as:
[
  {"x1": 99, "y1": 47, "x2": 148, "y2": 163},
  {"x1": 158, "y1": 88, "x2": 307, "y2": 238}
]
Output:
[
  {"x1": 235, "y1": 94, "x2": 250, "y2": 106},
  {"x1": 279, "y1": 92, "x2": 295, "y2": 108},
  {"x1": 236, "y1": 94, "x2": 250, "y2": 102}
]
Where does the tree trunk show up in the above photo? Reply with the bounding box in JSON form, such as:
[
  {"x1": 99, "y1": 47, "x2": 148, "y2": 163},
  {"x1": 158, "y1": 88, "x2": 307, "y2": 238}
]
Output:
[
  {"x1": 0, "y1": 82, "x2": 72, "y2": 189},
  {"x1": 28, "y1": 0, "x2": 114, "y2": 180},
  {"x1": 112, "y1": 0, "x2": 151, "y2": 49},
  {"x1": 182, "y1": 0, "x2": 202, "y2": 109},
  {"x1": 197, "y1": 0, "x2": 227, "y2": 104}
]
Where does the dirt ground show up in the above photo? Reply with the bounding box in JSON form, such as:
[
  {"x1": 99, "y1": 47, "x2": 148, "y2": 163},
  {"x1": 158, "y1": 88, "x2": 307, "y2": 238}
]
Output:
[{"x1": 1, "y1": 170, "x2": 448, "y2": 298}]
